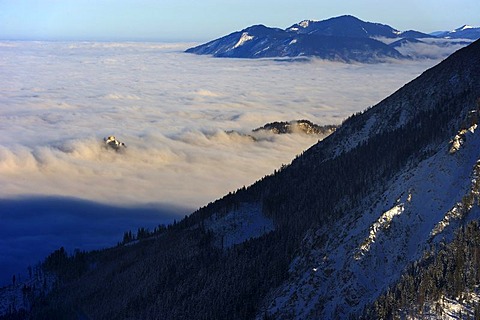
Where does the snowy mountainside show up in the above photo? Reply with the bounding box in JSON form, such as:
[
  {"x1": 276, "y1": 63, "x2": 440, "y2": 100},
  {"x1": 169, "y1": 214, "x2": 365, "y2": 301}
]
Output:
[{"x1": 262, "y1": 115, "x2": 480, "y2": 319}]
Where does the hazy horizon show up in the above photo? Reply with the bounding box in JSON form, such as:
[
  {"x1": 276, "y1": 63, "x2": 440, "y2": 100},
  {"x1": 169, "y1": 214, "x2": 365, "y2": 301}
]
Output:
[{"x1": 1, "y1": 1, "x2": 479, "y2": 42}]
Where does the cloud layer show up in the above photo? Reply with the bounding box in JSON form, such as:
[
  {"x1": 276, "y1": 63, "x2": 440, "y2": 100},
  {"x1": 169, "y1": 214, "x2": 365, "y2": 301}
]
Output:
[{"x1": 0, "y1": 41, "x2": 443, "y2": 208}]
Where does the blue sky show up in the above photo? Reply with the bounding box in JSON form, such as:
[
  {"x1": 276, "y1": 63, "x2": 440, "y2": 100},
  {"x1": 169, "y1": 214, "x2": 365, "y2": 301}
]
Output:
[{"x1": 0, "y1": 0, "x2": 479, "y2": 41}]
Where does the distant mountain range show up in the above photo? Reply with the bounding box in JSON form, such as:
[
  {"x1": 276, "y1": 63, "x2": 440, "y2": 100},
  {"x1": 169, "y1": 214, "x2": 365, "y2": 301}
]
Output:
[{"x1": 186, "y1": 15, "x2": 480, "y2": 62}]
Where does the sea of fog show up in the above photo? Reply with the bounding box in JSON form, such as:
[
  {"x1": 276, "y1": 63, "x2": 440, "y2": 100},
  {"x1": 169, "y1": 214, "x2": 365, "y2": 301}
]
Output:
[{"x1": 0, "y1": 41, "x2": 444, "y2": 285}]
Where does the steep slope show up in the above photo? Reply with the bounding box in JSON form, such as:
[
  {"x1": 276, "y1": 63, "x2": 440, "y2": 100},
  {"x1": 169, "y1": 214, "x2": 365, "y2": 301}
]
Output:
[{"x1": 7, "y1": 40, "x2": 480, "y2": 320}]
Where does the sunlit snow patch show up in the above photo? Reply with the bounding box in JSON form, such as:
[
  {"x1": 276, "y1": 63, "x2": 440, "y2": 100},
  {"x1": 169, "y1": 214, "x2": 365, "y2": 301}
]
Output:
[
  {"x1": 449, "y1": 110, "x2": 478, "y2": 154},
  {"x1": 355, "y1": 201, "x2": 406, "y2": 260},
  {"x1": 449, "y1": 124, "x2": 477, "y2": 154},
  {"x1": 234, "y1": 32, "x2": 254, "y2": 49}
]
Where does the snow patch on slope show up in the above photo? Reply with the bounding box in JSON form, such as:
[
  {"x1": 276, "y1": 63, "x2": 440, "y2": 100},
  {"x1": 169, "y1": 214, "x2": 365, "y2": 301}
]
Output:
[
  {"x1": 205, "y1": 203, "x2": 274, "y2": 248},
  {"x1": 449, "y1": 123, "x2": 477, "y2": 154},
  {"x1": 234, "y1": 32, "x2": 254, "y2": 49},
  {"x1": 356, "y1": 201, "x2": 406, "y2": 260}
]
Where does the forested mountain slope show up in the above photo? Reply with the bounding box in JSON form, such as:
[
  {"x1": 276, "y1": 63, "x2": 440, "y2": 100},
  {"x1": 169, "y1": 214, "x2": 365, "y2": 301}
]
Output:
[{"x1": 4, "y1": 40, "x2": 480, "y2": 320}]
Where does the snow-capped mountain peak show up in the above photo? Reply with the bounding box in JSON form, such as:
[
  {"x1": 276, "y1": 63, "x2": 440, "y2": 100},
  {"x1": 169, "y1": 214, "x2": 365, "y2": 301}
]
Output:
[{"x1": 454, "y1": 24, "x2": 475, "y2": 32}]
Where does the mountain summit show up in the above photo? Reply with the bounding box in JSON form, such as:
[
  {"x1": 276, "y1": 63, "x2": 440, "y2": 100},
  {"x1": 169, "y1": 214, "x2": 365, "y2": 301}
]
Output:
[
  {"x1": 286, "y1": 15, "x2": 403, "y2": 38},
  {"x1": 5, "y1": 40, "x2": 480, "y2": 319}
]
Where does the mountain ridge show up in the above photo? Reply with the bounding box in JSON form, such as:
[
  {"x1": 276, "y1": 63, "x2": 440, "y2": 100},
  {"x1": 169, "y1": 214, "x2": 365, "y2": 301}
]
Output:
[{"x1": 285, "y1": 15, "x2": 402, "y2": 38}]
